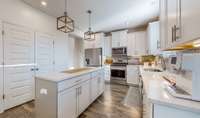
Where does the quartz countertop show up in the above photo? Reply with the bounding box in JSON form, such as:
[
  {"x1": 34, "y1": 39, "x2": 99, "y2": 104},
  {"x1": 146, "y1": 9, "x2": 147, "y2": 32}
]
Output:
[
  {"x1": 140, "y1": 66, "x2": 200, "y2": 113},
  {"x1": 35, "y1": 67, "x2": 103, "y2": 83}
]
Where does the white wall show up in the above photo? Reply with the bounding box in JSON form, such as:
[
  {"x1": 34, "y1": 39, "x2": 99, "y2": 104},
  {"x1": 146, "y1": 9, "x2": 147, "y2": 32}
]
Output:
[{"x1": 0, "y1": 0, "x2": 83, "y2": 71}]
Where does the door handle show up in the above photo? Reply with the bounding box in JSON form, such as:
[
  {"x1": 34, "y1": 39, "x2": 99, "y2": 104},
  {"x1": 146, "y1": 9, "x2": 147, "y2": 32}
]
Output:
[{"x1": 30, "y1": 68, "x2": 35, "y2": 71}]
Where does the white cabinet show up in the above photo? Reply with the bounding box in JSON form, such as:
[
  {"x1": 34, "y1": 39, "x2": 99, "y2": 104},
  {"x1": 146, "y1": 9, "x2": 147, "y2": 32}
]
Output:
[
  {"x1": 104, "y1": 65, "x2": 110, "y2": 82},
  {"x1": 78, "y1": 80, "x2": 90, "y2": 114},
  {"x1": 127, "y1": 65, "x2": 139, "y2": 85},
  {"x1": 147, "y1": 21, "x2": 160, "y2": 55},
  {"x1": 103, "y1": 36, "x2": 112, "y2": 57},
  {"x1": 58, "y1": 87, "x2": 77, "y2": 118},
  {"x1": 180, "y1": 0, "x2": 200, "y2": 43},
  {"x1": 3, "y1": 23, "x2": 35, "y2": 110},
  {"x1": 127, "y1": 31, "x2": 147, "y2": 56},
  {"x1": 161, "y1": 0, "x2": 200, "y2": 48},
  {"x1": 0, "y1": 20, "x2": 3, "y2": 113},
  {"x1": 159, "y1": 0, "x2": 168, "y2": 50},
  {"x1": 111, "y1": 30, "x2": 128, "y2": 47},
  {"x1": 91, "y1": 72, "x2": 100, "y2": 102}
]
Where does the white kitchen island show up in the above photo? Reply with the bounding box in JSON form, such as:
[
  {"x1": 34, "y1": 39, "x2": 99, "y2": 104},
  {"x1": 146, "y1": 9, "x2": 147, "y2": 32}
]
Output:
[{"x1": 35, "y1": 67, "x2": 105, "y2": 118}]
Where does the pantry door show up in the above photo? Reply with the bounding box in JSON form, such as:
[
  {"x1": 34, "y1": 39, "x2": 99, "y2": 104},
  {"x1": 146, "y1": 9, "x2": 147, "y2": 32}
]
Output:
[
  {"x1": 3, "y1": 23, "x2": 35, "y2": 110},
  {"x1": 0, "y1": 20, "x2": 3, "y2": 113},
  {"x1": 35, "y1": 32, "x2": 54, "y2": 75}
]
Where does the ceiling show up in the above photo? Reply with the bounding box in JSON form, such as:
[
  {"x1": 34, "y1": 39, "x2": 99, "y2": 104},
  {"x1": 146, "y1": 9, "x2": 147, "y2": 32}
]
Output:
[{"x1": 22, "y1": 0, "x2": 159, "y2": 32}]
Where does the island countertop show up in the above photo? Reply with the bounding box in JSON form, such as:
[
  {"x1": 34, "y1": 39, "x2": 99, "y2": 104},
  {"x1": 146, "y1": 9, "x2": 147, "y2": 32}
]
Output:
[
  {"x1": 139, "y1": 66, "x2": 200, "y2": 114},
  {"x1": 35, "y1": 67, "x2": 104, "y2": 83}
]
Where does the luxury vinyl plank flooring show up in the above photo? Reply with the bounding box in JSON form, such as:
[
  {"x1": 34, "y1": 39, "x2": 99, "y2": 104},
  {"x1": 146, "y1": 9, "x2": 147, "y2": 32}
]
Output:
[{"x1": 0, "y1": 83, "x2": 142, "y2": 118}]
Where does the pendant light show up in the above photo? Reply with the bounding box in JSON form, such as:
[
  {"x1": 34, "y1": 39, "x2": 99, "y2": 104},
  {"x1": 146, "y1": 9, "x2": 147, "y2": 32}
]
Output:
[
  {"x1": 84, "y1": 10, "x2": 95, "y2": 41},
  {"x1": 57, "y1": 0, "x2": 74, "y2": 33}
]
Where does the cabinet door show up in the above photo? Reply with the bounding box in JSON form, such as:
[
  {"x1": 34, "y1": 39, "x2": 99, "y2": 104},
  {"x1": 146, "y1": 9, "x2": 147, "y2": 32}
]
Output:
[
  {"x1": 111, "y1": 31, "x2": 120, "y2": 47},
  {"x1": 127, "y1": 33, "x2": 136, "y2": 56},
  {"x1": 148, "y1": 22, "x2": 160, "y2": 55},
  {"x1": 135, "y1": 31, "x2": 147, "y2": 55},
  {"x1": 0, "y1": 20, "x2": 3, "y2": 113},
  {"x1": 167, "y1": 0, "x2": 178, "y2": 47},
  {"x1": 78, "y1": 80, "x2": 90, "y2": 114},
  {"x1": 3, "y1": 23, "x2": 35, "y2": 110},
  {"x1": 127, "y1": 65, "x2": 139, "y2": 85},
  {"x1": 119, "y1": 30, "x2": 128, "y2": 47},
  {"x1": 159, "y1": 0, "x2": 168, "y2": 50},
  {"x1": 98, "y1": 71, "x2": 105, "y2": 95},
  {"x1": 35, "y1": 32, "x2": 54, "y2": 75},
  {"x1": 91, "y1": 73, "x2": 99, "y2": 102},
  {"x1": 58, "y1": 87, "x2": 77, "y2": 118},
  {"x1": 181, "y1": 0, "x2": 200, "y2": 43}
]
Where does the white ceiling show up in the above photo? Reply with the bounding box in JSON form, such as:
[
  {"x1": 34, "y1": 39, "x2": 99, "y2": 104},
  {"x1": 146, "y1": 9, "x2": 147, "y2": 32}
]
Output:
[{"x1": 22, "y1": 0, "x2": 159, "y2": 32}]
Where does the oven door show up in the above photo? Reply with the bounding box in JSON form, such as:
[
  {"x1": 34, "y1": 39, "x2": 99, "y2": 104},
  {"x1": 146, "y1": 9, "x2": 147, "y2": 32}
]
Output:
[{"x1": 111, "y1": 66, "x2": 126, "y2": 80}]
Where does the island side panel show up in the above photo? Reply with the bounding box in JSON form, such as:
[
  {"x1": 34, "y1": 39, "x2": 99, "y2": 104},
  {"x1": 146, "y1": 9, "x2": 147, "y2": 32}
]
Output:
[{"x1": 35, "y1": 79, "x2": 58, "y2": 118}]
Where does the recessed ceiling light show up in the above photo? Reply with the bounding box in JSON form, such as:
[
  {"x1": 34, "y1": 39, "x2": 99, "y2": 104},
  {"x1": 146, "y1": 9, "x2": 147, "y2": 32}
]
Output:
[{"x1": 41, "y1": 1, "x2": 47, "y2": 6}]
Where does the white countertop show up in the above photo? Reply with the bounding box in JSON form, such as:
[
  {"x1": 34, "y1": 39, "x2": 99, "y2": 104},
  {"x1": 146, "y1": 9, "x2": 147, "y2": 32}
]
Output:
[
  {"x1": 140, "y1": 66, "x2": 200, "y2": 113},
  {"x1": 35, "y1": 67, "x2": 103, "y2": 82}
]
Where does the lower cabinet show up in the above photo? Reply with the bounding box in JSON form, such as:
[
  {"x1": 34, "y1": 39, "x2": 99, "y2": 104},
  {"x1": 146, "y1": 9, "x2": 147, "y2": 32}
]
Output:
[
  {"x1": 58, "y1": 87, "x2": 77, "y2": 118},
  {"x1": 127, "y1": 65, "x2": 139, "y2": 85},
  {"x1": 36, "y1": 69, "x2": 105, "y2": 118}
]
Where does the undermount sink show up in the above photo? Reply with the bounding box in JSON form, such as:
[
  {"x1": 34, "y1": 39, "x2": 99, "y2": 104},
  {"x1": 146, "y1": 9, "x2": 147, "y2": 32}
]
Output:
[
  {"x1": 143, "y1": 68, "x2": 163, "y2": 72},
  {"x1": 62, "y1": 67, "x2": 94, "y2": 74}
]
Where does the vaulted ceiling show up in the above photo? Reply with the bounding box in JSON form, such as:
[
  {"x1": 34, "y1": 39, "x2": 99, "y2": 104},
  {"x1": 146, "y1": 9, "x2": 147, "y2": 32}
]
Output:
[{"x1": 22, "y1": 0, "x2": 159, "y2": 32}]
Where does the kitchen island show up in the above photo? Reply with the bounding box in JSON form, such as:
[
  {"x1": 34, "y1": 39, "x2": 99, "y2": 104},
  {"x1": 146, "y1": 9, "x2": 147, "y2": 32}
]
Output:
[{"x1": 35, "y1": 67, "x2": 105, "y2": 118}]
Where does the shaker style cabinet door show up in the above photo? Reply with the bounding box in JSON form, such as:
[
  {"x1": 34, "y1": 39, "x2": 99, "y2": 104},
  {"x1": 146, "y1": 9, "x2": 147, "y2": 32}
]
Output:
[
  {"x1": 58, "y1": 87, "x2": 77, "y2": 118},
  {"x1": 3, "y1": 23, "x2": 35, "y2": 110},
  {"x1": 78, "y1": 80, "x2": 90, "y2": 114},
  {"x1": 181, "y1": 0, "x2": 200, "y2": 43},
  {"x1": 0, "y1": 20, "x2": 3, "y2": 113},
  {"x1": 35, "y1": 32, "x2": 54, "y2": 75}
]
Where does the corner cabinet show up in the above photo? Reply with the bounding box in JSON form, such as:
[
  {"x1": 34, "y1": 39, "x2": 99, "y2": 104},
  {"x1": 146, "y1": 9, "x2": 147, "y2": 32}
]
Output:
[{"x1": 36, "y1": 69, "x2": 105, "y2": 118}]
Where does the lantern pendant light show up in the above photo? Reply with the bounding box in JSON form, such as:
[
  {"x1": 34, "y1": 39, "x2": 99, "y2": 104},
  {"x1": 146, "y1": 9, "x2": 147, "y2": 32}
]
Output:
[
  {"x1": 84, "y1": 10, "x2": 95, "y2": 41},
  {"x1": 57, "y1": 0, "x2": 74, "y2": 33}
]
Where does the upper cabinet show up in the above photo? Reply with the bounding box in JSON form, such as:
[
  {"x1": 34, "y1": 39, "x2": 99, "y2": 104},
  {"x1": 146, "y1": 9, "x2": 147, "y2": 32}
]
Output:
[
  {"x1": 111, "y1": 30, "x2": 128, "y2": 48},
  {"x1": 127, "y1": 31, "x2": 147, "y2": 56},
  {"x1": 160, "y1": 0, "x2": 200, "y2": 49},
  {"x1": 147, "y1": 21, "x2": 160, "y2": 55}
]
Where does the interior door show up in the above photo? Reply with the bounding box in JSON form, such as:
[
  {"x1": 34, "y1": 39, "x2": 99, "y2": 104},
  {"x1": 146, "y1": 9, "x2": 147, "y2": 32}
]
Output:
[
  {"x1": 78, "y1": 80, "x2": 90, "y2": 115},
  {"x1": 35, "y1": 33, "x2": 54, "y2": 75},
  {"x1": 58, "y1": 87, "x2": 77, "y2": 118},
  {"x1": 3, "y1": 23, "x2": 35, "y2": 110},
  {"x1": 0, "y1": 20, "x2": 3, "y2": 113}
]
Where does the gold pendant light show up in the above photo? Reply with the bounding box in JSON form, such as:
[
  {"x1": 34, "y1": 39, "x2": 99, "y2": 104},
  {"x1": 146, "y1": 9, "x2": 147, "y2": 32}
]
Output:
[
  {"x1": 57, "y1": 0, "x2": 74, "y2": 33},
  {"x1": 84, "y1": 10, "x2": 95, "y2": 41}
]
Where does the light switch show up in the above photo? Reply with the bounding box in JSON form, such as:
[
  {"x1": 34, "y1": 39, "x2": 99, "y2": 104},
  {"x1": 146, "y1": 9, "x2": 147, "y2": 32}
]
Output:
[{"x1": 40, "y1": 88, "x2": 48, "y2": 95}]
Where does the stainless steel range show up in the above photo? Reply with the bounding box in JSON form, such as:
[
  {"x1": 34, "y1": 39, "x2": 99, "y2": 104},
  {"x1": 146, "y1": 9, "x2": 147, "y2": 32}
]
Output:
[{"x1": 111, "y1": 47, "x2": 128, "y2": 85}]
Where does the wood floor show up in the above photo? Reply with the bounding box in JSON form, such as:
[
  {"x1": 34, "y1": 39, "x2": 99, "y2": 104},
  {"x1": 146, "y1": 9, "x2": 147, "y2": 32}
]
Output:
[{"x1": 0, "y1": 83, "x2": 142, "y2": 118}]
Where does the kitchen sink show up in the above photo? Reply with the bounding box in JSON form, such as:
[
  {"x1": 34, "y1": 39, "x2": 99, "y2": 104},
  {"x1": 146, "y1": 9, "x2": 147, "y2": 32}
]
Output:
[
  {"x1": 62, "y1": 67, "x2": 94, "y2": 74},
  {"x1": 143, "y1": 68, "x2": 163, "y2": 72}
]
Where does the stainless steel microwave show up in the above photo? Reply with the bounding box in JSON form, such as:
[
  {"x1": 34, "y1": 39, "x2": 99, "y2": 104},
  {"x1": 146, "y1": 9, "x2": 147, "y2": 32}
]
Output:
[{"x1": 112, "y1": 47, "x2": 127, "y2": 56}]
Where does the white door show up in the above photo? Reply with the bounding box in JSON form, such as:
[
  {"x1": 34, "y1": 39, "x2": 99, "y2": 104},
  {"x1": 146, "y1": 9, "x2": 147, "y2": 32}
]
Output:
[
  {"x1": 35, "y1": 33, "x2": 54, "y2": 75},
  {"x1": 58, "y1": 87, "x2": 77, "y2": 118},
  {"x1": 3, "y1": 23, "x2": 35, "y2": 110},
  {"x1": 0, "y1": 20, "x2": 3, "y2": 113},
  {"x1": 78, "y1": 80, "x2": 90, "y2": 114}
]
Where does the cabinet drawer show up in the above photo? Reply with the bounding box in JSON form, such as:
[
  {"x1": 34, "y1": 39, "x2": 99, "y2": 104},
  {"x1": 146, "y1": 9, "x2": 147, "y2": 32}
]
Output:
[{"x1": 58, "y1": 74, "x2": 90, "y2": 92}]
